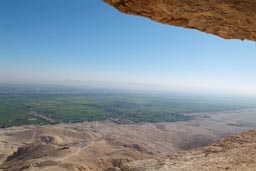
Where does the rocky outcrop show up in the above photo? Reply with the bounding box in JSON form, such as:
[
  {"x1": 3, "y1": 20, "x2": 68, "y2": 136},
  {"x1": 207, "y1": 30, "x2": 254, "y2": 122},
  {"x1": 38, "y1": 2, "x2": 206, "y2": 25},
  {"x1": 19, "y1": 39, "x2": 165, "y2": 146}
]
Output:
[
  {"x1": 119, "y1": 129, "x2": 256, "y2": 171},
  {"x1": 103, "y1": 0, "x2": 256, "y2": 41}
]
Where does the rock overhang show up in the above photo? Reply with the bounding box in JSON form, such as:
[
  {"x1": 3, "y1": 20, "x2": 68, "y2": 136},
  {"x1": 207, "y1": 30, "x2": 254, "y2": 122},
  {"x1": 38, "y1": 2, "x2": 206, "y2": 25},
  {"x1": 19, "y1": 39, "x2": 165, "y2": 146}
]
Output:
[{"x1": 103, "y1": 0, "x2": 256, "y2": 42}]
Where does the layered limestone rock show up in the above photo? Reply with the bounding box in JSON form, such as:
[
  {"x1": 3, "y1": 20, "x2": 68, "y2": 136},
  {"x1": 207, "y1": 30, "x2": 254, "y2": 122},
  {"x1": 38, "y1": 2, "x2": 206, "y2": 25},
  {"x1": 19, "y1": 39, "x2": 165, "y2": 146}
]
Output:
[{"x1": 103, "y1": 0, "x2": 256, "y2": 41}]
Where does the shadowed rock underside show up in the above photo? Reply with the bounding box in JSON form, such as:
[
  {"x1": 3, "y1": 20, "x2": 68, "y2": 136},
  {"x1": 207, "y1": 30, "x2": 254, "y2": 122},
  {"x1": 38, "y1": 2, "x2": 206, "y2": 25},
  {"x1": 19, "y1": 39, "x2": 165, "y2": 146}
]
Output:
[{"x1": 103, "y1": 0, "x2": 256, "y2": 41}]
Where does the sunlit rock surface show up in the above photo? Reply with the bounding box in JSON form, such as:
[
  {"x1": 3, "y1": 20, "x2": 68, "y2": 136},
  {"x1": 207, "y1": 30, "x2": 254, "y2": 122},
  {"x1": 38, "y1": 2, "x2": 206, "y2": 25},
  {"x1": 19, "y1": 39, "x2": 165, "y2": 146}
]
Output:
[{"x1": 120, "y1": 130, "x2": 256, "y2": 171}]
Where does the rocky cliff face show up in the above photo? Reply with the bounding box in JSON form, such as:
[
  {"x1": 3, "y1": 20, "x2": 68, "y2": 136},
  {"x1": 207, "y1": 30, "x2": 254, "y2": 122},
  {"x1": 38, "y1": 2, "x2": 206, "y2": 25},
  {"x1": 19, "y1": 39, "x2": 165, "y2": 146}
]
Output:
[
  {"x1": 119, "y1": 129, "x2": 256, "y2": 171},
  {"x1": 103, "y1": 0, "x2": 256, "y2": 41}
]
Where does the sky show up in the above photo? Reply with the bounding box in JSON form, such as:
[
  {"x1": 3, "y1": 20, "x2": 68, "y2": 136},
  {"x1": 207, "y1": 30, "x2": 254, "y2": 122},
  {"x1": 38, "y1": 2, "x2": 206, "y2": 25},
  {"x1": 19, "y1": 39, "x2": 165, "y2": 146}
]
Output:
[{"x1": 1, "y1": 0, "x2": 256, "y2": 95}]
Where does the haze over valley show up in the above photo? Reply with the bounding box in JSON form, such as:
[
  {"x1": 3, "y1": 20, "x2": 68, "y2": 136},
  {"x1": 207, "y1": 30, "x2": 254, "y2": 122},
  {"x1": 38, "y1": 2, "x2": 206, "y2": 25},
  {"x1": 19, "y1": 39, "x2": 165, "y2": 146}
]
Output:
[
  {"x1": 1, "y1": 0, "x2": 256, "y2": 170},
  {"x1": 0, "y1": 83, "x2": 256, "y2": 170}
]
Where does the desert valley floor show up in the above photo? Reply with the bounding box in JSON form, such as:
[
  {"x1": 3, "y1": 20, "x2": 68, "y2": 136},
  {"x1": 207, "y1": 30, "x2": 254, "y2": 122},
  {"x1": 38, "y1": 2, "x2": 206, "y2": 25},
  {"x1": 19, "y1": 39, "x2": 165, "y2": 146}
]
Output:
[{"x1": 0, "y1": 109, "x2": 256, "y2": 171}]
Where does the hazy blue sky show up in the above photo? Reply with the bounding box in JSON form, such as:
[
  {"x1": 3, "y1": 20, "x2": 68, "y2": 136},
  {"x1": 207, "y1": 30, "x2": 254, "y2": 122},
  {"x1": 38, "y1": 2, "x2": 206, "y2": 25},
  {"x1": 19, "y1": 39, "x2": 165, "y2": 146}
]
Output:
[{"x1": 1, "y1": 0, "x2": 256, "y2": 95}]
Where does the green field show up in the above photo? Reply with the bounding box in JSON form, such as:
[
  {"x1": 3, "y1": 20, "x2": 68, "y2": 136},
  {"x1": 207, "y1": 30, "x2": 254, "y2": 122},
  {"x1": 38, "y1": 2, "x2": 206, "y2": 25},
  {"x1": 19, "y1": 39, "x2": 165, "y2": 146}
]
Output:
[{"x1": 1, "y1": 89, "x2": 255, "y2": 128}]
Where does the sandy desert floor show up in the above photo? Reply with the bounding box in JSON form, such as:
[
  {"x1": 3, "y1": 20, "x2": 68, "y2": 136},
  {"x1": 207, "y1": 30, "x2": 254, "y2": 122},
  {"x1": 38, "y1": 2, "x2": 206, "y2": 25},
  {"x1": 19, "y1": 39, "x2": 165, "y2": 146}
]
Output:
[{"x1": 0, "y1": 109, "x2": 255, "y2": 171}]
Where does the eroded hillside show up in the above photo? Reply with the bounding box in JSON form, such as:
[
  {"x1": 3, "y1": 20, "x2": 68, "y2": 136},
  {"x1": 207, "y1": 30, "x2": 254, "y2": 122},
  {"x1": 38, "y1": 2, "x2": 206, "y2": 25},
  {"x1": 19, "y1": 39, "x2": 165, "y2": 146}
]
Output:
[
  {"x1": 120, "y1": 129, "x2": 256, "y2": 171},
  {"x1": 0, "y1": 109, "x2": 255, "y2": 171}
]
